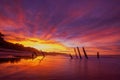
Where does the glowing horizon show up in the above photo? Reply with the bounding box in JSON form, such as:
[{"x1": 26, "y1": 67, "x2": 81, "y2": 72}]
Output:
[
  {"x1": 0, "y1": 0, "x2": 120, "y2": 55},
  {"x1": 6, "y1": 37, "x2": 69, "y2": 53}
]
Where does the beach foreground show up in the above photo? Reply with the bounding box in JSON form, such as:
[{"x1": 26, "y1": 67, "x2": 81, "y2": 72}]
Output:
[{"x1": 0, "y1": 55, "x2": 120, "y2": 80}]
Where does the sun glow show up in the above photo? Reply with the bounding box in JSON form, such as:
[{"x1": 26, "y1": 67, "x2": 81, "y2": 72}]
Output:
[{"x1": 7, "y1": 38, "x2": 68, "y2": 52}]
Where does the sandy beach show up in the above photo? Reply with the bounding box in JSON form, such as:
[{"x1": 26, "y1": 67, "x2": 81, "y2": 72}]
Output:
[{"x1": 0, "y1": 55, "x2": 120, "y2": 80}]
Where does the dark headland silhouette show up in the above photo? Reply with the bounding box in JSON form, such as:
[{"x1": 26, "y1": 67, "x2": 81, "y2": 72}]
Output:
[
  {"x1": 0, "y1": 32, "x2": 39, "y2": 53},
  {"x1": 0, "y1": 32, "x2": 68, "y2": 60}
]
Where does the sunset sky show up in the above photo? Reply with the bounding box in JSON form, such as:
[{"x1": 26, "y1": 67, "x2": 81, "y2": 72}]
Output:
[{"x1": 0, "y1": 0, "x2": 120, "y2": 55}]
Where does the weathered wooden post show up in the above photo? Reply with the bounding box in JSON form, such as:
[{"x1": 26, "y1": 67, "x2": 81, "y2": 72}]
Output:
[
  {"x1": 74, "y1": 48, "x2": 78, "y2": 59},
  {"x1": 97, "y1": 52, "x2": 100, "y2": 59},
  {"x1": 82, "y1": 47, "x2": 88, "y2": 59},
  {"x1": 32, "y1": 53, "x2": 34, "y2": 58},
  {"x1": 69, "y1": 53, "x2": 73, "y2": 59},
  {"x1": 34, "y1": 51, "x2": 38, "y2": 56},
  {"x1": 40, "y1": 50, "x2": 45, "y2": 57},
  {"x1": 32, "y1": 51, "x2": 37, "y2": 58},
  {"x1": 76, "y1": 47, "x2": 82, "y2": 59}
]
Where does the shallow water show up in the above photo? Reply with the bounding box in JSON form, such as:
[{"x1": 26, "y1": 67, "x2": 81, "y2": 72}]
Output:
[{"x1": 0, "y1": 55, "x2": 120, "y2": 80}]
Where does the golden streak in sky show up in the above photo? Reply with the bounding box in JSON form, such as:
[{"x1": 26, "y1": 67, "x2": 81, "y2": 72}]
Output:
[{"x1": 7, "y1": 38, "x2": 69, "y2": 53}]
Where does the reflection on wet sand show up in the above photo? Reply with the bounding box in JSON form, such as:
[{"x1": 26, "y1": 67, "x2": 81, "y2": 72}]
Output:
[
  {"x1": 0, "y1": 58, "x2": 21, "y2": 64},
  {"x1": 0, "y1": 56, "x2": 45, "y2": 64},
  {"x1": 0, "y1": 56, "x2": 120, "y2": 80}
]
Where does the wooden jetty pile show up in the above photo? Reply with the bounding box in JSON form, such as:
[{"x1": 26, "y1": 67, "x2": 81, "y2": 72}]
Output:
[{"x1": 69, "y1": 47, "x2": 100, "y2": 59}]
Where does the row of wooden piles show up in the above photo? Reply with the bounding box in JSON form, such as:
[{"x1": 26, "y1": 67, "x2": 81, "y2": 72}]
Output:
[{"x1": 69, "y1": 47, "x2": 100, "y2": 59}]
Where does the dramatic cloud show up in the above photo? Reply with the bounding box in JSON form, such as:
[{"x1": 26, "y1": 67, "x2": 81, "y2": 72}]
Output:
[{"x1": 0, "y1": 0, "x2": 120, "y2": 54}]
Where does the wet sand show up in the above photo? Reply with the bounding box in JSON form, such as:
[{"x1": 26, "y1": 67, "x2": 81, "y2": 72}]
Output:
[{"x1": 0, "y1": 55, "x2": 120, "y2": 80}]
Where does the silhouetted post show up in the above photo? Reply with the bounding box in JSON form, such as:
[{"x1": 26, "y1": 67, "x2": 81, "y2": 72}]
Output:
[
  {"x1": 74, "y1": 48, "x2": 78, "y2": 59},
  {"x1": 32, "y1": 51, "x2": 37, "y2": 58},
  {"x1": 34, "y1": 51, "x2": 37, "y2": 56},
  {"x1": 82, "y1": 47, "x2": 88, "y2": 59},
  {"x1": 32, "y1": 53, "x2": 34, "y2": 58},
  {"x1": 97, "y1": 52, "x2": 100, "y2": 59},
  {"x1": 76, "y1": 47, "x2": 82, "y2": 59},
  {"x1": 41, "y1": 50, "x2": 45, "y2": 57},
  {"x1": 69, "y1": 54, "x2": 73, "y2": 59}
]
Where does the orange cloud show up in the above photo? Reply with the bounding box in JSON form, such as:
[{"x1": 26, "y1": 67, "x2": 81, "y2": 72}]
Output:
[
  {"x1": 8, "y1": 38, "x2": 69, "y2": 53},
  {"x1": 0, "y1": 0, "x2": 120, "y2": 55}
]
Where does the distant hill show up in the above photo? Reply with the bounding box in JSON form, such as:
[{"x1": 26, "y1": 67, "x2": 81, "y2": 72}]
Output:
[
  {"x1": 0, "y1": 32, "x2": 68, "y2": 57},
  {"x1": 0, "y1": 32, "x2": 39, "y2": 52}
]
